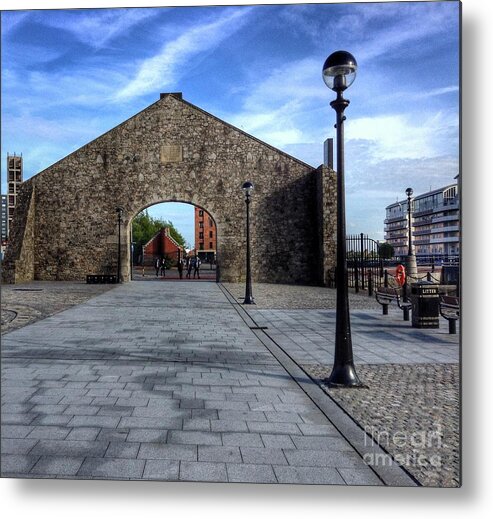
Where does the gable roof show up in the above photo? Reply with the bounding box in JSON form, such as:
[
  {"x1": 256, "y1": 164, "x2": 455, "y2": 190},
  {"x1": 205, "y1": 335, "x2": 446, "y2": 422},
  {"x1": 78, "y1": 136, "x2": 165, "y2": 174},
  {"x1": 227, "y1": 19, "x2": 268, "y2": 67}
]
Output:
[{"x1": 27, "y1": 92, "x2": 314, "y2": 182}]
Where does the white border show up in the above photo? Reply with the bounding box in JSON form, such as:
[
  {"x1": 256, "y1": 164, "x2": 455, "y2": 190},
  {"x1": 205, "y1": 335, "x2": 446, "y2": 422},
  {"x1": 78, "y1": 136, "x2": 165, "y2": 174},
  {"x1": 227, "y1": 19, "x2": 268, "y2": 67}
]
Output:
[{"x1": 1, "y1": 0, "x2": 492, "y2": 517}]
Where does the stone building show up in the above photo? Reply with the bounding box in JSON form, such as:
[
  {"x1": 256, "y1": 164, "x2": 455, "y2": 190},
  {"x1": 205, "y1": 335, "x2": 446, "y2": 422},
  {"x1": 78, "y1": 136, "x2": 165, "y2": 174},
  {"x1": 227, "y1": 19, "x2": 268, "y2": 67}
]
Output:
[{"x1": 2, "y1": 93, "x2": 337, "y2": 285}]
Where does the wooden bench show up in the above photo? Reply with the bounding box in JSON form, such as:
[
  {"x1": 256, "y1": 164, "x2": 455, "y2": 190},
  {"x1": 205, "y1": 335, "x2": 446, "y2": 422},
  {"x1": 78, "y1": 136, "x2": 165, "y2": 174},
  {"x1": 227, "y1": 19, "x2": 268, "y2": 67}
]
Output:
[
  {"x1": 439, "y1": 295, "x2": 459, "y2": 334},
  {"x1": 375, "y1": 286, "x2": 412, "y2": 321}
]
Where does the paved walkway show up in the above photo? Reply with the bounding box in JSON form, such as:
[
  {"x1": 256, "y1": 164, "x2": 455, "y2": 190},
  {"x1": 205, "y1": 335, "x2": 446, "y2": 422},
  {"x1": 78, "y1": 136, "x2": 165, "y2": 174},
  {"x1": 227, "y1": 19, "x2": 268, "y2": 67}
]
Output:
[
  {"x1": 246, "y1": 308, "x2": 459, "y2": 366},
  {"x1": 1, "y1": 281, "x2": 390, "y2": 485}
]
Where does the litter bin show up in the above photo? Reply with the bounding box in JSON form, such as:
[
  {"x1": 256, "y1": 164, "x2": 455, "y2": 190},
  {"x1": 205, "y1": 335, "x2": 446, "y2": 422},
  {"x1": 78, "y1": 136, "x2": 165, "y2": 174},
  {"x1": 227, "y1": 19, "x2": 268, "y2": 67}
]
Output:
[{"x1": 411, "y1": 281, "x2": 439, "y2": 328}]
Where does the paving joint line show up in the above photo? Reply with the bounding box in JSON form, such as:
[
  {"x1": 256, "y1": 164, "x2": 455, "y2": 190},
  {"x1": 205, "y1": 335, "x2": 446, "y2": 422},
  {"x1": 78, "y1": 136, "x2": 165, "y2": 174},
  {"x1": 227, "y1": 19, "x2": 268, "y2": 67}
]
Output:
[{"x1": 218, "y1": 282, "x2": 419, "y2": 487}]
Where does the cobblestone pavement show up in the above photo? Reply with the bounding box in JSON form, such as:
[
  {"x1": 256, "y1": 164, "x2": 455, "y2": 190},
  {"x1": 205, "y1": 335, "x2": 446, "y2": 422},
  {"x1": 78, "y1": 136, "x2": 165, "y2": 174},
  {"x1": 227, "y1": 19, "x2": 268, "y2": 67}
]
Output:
[
  {"x1": 1, "y1": 281, "x2": 384, "y2": 485},
  {"x1": 303, "y1": 363, "x2": 460, "y2": 488},
  {"x1": 1, "y1": 281, "x2": 115, "y2": 335}
]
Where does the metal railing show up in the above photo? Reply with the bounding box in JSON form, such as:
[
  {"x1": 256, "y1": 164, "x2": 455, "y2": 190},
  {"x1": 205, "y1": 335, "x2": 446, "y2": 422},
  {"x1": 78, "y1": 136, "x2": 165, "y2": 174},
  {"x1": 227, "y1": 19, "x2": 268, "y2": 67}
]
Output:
[{"x1": 344, "y1": 234, "x2": 460, "y2": 296}]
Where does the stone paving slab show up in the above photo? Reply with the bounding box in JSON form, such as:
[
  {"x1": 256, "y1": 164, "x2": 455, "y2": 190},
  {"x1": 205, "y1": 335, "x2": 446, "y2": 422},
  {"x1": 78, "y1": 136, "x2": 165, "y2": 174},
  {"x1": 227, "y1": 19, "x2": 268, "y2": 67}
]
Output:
[
  {"x1": 245, "y1": 308, "x2": 459, "y2": 365},
  {"x1": 1, "y1": 281, "x2": 387, "y2": 485}
]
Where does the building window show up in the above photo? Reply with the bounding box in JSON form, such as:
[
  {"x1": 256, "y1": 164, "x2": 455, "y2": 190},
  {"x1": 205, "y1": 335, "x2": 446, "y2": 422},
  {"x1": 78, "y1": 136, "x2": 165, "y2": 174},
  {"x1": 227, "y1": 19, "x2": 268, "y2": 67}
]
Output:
[
  {"x1": 199, "y1": 232, "x2": 204, "y2": 239},
  {"x1": 199, "y1": 210, "x2": 204, "y2": 216},
  {"x1": 209, "y1": 231, "x2": 213, "y2": 238},
  {"x1": 209, "y1": 218, "x2": 213, "y2": 227},
  {"x1": 209, "y1": 242, "x2": 213, "y2": 249},
  {"x1": 199, "y1": 243, "x2": 204, "y2": 250},
  {"x1": 199, "y1": 222, "x2": 203, "y2": 228}
]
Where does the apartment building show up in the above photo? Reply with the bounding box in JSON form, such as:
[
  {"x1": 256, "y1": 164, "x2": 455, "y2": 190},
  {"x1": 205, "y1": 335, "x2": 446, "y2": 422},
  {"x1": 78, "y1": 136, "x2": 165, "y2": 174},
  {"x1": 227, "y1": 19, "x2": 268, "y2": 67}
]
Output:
[
  {"x1": 6, "y1": 153, "x2": 23, "y2": 235},
  {"x1": 384, "y1": 182, "x2": 460, "y2": 261}
]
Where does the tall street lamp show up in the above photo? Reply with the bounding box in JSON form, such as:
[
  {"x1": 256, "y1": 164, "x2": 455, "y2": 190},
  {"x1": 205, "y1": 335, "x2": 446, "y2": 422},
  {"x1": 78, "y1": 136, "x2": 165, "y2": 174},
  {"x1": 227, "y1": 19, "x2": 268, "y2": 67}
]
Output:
[
  {"x1": 116, "y1": 206, "x2": 123, "y2": 283},
  {"x1": 405, "y1": 187, "x2": 418, "y2": 278},
  {"x1": 242, "y1": 181, "x2": 255, "y2": 305},
  {"x1": 322, "y1": 50, "x2": 363, "y2": 388}
]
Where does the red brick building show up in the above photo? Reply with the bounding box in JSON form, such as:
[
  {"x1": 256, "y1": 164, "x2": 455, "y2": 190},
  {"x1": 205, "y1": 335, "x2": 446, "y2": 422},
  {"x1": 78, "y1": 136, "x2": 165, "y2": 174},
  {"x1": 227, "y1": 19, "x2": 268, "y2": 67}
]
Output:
[
  {"x1": 142, "y1": 227, "x2": 183, "y2": 266},
  {"x1": 194, "y1": 207, "x2": 216, "y2": 262}
]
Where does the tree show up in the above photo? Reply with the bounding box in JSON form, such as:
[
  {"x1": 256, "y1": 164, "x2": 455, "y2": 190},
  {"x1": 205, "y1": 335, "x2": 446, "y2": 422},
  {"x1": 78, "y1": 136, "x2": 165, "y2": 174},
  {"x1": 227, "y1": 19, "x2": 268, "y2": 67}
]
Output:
[{"x1": 378, "y1": 242, "x2": 395, "y2": 260}]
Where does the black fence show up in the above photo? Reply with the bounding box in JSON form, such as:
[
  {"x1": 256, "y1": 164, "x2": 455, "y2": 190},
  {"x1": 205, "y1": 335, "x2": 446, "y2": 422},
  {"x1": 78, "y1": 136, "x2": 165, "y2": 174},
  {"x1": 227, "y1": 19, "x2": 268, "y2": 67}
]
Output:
[
  {"x1": 346, "y1": 234, "x2": 384, "y2": 294},
  {"x1": 345, "y1": 234, "x2": 459, "y2": 296}
]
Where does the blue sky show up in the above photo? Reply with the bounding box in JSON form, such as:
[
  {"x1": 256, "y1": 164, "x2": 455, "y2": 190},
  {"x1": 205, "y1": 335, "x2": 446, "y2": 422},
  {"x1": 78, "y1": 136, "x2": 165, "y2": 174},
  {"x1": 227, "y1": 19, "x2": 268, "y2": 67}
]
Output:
[{"x1": 1, "y1": 1, "x2": 460, "y2": 244}]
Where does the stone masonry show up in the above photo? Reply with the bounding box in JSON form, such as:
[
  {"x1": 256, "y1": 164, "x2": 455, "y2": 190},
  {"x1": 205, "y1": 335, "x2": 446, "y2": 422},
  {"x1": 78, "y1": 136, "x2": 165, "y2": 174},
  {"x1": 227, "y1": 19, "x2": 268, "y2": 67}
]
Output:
[{"x1": 3, "y1": 93, "x2": 337, "y2": 284}]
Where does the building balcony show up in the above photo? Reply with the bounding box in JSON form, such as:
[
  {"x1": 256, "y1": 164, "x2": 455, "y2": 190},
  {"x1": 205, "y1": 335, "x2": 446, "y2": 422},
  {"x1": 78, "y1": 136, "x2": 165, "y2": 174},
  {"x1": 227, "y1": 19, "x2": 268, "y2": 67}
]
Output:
[
  {"x1": 385, "y1": 233, "x2": 407, "y2": 240},
  {"x1": 431, "y1": 214, "x2": 459, "y2": 224},
  {"x1": 430, "y1": 236, "x2": 460, "y2": 244},
  {"x1": 413, "y1": 229, "x2": 430, "y2": 236},
  {"x1": 413, "y1": 220, "x2": 432, "y2": 228},
  {"x1": 430, "y1": 225, "x2": 459, "y2": 233},
  {"x1": 385, "y1": 222, "x2": 408, "y2": 231},
  {"x1": 413, "y1": 209, "x2": 434, "y2": 217},
  {"x1": 384, "y1": 216, "x2": 406, "y2": 224}
]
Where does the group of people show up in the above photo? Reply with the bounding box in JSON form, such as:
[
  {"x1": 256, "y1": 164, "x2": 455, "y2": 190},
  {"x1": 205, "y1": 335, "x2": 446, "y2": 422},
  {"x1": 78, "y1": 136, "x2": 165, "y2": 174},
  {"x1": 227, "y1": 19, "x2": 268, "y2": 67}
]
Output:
[
  {"x1": 153, "y1": 255, "x2": 202, "y2": 279},
  {"x1": 153, "y1": 257, "x2": 168, "y2": 278}
]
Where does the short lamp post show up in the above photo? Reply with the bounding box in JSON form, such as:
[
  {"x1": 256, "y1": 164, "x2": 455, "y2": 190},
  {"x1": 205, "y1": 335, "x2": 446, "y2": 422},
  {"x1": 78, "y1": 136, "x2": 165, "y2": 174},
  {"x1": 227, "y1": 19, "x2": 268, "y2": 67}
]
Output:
[
  {"x1": 242, "y1": 181, "x2": 255, "y2": 305},
  {"x1": 405, "y1": 187, "x2": 418, "y2": 278},
  {"x1": 322, "y1": 50, "x2": 363, "y2": 388},
  {"x1": 116, "y1": 207, "x2": 123, "y2": 283}
]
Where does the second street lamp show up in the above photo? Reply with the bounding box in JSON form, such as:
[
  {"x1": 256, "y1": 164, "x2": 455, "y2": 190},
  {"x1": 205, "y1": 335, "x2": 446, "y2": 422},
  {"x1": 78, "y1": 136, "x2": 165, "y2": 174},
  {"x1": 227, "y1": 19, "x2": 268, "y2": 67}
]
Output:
[
  {"x1": 322, "y1": 50, "x2": 363, "y2": 388},
  {"x1": 405, "y1": 187, "x2": 418, "y2": 278},
  {"x1": 242, "y1": 181, "x2": 255, "y2": 305}
]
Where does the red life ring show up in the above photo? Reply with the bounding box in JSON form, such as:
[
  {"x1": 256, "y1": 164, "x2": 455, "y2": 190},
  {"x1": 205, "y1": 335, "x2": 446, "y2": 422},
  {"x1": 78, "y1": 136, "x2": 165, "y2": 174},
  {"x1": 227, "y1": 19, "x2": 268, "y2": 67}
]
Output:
[{"x1": 395, "y1": 264, "x2": 406, "y2": 287}]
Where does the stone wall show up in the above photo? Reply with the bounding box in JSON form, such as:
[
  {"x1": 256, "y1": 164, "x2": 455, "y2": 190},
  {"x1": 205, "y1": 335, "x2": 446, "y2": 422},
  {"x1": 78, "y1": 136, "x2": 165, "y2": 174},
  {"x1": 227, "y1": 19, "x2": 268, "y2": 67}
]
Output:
[
  {"x1": 316, "y1": 165, "x2": 338, "y2": 285},
  {"x1": 3, "y1": 94, "x2": 336, "y2": 285}
]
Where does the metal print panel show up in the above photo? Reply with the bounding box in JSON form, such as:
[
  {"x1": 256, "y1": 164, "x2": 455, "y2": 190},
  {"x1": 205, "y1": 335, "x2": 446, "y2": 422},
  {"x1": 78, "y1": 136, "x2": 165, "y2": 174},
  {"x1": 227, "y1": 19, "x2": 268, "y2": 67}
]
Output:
[{"x1": 0, "y1": 1, "x2": 460, "y2": 487}]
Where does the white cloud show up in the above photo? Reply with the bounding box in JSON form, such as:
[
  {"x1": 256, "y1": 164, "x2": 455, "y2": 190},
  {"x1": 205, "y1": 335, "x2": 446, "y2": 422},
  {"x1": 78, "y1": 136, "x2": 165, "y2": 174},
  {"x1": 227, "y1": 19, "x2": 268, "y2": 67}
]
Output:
[
  {"x1": 40, "y1": 9, "x2": 158, "y2": 48},
  {"x1": 114, "y1": 8, "x2": 253, "y2": 102},
  {"x1": 346, "y1": 111, "x2": 459, "y2": 161}
]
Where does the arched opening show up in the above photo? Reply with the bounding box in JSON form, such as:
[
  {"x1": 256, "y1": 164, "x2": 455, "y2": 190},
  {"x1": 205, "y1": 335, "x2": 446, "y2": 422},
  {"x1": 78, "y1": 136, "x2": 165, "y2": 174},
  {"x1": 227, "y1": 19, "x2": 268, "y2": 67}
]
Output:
[{"x1": 128, "y1": 201, "x2": 218, "y2": 282}]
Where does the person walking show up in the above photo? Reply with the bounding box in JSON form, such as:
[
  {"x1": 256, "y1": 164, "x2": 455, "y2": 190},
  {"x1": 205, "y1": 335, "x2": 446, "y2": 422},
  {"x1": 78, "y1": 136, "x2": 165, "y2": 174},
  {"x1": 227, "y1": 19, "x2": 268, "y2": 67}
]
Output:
[
  {"x1": 154, "y1": 257, "x2": 160, "y2": 277},
  {"x1": 160, "y1": 257, "x2": 166, "y2": 277},
  {"x1": 193, "y1": 255, "x2": 201, "y2": 279},
  {"x1": 177, "y1": 258, "x2": 184, "y2": 279},
  {"x1": 186, "y1": 256, "x2": 193, "y2": 279}
]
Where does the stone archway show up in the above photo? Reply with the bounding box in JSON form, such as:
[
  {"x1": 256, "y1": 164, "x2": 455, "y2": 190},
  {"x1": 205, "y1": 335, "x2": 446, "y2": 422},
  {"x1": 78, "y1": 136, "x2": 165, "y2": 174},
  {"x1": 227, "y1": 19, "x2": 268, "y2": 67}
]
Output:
[
  {"x1": 128, "y1": 200, "x2": 218, "y2": 280},
  {"x1": 3, "y1": 93, "x2": 337, "y2": 285}
]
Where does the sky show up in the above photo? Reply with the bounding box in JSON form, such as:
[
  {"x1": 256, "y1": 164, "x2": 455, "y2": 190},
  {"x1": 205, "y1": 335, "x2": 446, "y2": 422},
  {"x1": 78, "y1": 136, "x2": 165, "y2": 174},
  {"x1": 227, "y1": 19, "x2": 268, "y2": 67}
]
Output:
[{"x1": 0, "y1": 0, "x2": 460, "y2": 244}]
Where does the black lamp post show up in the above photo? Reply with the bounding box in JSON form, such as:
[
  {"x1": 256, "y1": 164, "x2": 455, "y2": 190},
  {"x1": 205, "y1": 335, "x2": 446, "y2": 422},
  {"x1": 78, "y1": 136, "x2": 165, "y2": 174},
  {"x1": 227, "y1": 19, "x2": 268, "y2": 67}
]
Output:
[
  {"x1": 116, "y1": 207, "x2": 123, "y2": 283},
  {"x1": 405, "y1": 187, "x2": 417, "y2": 277},
  {"x1": 406, "y1": 187, "x2": 413, "y2": 256},
  {"x1": 322, "y1": 50, "x2": 363, "y2": 388},
  {"x1": 242, "y1": 181, "x2": 255, "y2": 305}
]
